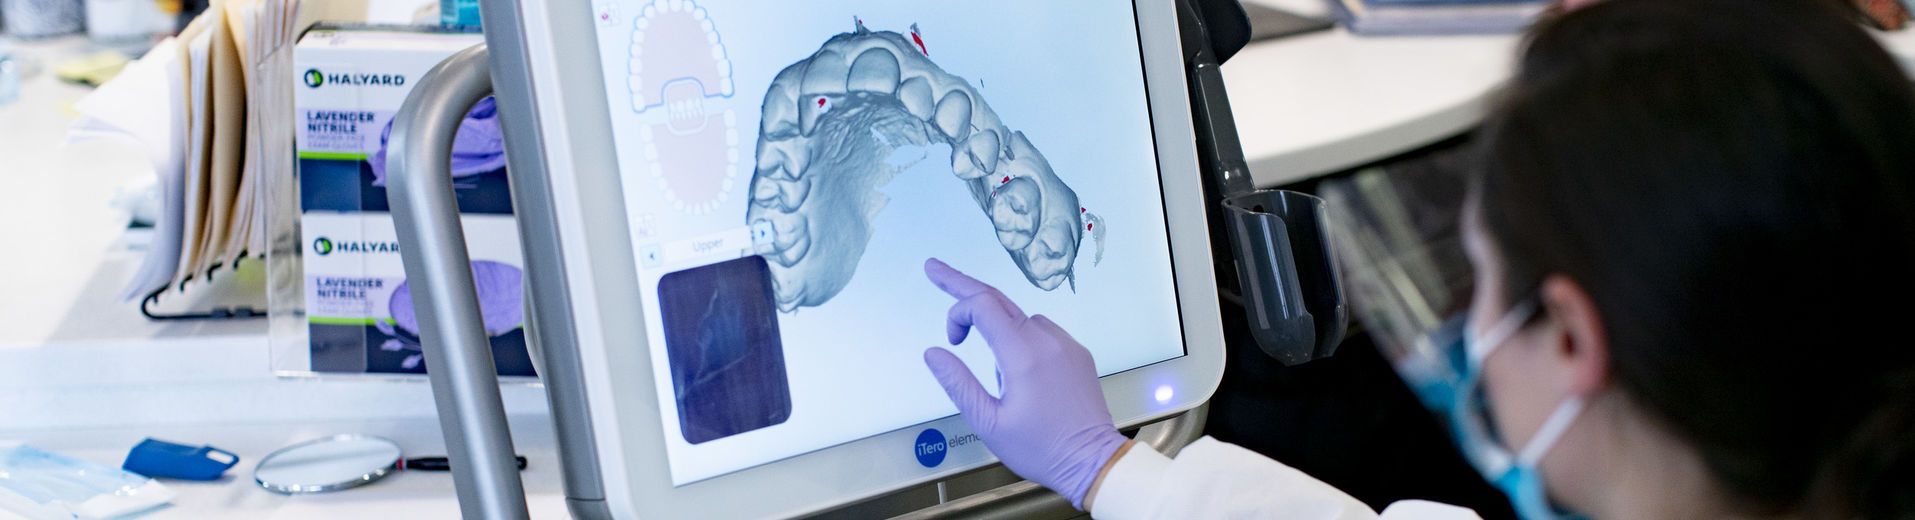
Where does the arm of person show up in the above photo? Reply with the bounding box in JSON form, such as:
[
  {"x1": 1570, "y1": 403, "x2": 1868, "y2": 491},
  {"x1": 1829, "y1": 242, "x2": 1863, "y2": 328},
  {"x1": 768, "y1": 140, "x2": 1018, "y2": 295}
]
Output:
[
  {"x1": 1085, "y1": 437, "x2": 1478, "y2": 519},
  {"x1": 919, "y1": 259, "x2": 1479, "y2": 520}
]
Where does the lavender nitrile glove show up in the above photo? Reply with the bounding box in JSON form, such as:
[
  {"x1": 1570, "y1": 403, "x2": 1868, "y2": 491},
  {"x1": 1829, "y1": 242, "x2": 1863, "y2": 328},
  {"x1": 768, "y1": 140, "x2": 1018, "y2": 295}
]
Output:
[
  {"x1": 368, "y1": 96, "x2": 509, "y2": 186},
  {"x1": 921, "y1": 258, "x2": 1128, "y2": 510}
]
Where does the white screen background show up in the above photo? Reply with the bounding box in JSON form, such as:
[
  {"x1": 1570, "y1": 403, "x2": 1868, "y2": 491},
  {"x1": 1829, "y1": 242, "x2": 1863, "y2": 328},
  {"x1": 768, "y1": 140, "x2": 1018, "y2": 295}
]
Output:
[{"x1": 591, "y1": 0, "x2": 1184, "y2": 484}]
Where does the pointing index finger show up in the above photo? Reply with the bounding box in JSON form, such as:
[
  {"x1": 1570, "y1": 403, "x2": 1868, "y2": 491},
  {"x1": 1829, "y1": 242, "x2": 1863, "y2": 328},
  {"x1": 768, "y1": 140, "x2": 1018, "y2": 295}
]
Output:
[
  {"x1": 925, "y1": 258, "x2": 1027, "y2": 345},
  {"x1": 925, "y1": 258, "x2": 999, "y2": 300}
]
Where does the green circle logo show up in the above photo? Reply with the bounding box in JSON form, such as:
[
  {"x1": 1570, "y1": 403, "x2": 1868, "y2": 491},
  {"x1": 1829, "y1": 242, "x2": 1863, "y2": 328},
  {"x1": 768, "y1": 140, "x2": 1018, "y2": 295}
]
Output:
[
  {"x1": 313, "y1": 237, "x2": 333, "y2": 255},
  {"x1": 303, "y1": 69, "x2": 324, "y2": 88}
]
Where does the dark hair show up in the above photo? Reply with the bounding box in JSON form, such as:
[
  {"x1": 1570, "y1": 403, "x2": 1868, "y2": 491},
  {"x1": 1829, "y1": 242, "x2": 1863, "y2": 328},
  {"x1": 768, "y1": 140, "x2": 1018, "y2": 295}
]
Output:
[{"x1": 1473, "y1": 0, "x2": 1915, "y2": 518}]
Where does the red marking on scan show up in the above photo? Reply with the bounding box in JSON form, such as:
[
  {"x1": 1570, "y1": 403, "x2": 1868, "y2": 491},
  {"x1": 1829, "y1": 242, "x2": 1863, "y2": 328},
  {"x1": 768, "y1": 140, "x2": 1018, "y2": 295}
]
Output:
[
  {"x1": 909, "y1": 24, "x2": 929, "y2": 56},
  {"x1": 1000, "y1": 175, "x2": 1010, "y2": 184}
]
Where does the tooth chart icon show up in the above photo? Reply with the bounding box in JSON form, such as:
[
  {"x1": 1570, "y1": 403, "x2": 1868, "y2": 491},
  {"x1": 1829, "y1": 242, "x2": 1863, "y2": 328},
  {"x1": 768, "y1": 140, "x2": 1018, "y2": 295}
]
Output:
[{"x1": 630, "y1": 0, "x2": 738, "y2": 215}]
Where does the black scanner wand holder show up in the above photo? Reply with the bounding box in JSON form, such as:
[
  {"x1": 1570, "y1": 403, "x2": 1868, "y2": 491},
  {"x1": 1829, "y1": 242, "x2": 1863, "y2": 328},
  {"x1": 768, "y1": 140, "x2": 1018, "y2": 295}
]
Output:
[{"x1": 1179, "y1": 0, "x2": 1347, "y2": 366}]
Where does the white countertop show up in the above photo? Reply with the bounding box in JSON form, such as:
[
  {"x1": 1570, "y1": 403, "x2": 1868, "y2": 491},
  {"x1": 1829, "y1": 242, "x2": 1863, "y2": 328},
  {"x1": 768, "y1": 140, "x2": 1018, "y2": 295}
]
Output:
[
  {"x1": 7, "y1": 417, "x2": 572, "y2": 519},
  {"x1": 0, "y1": 37, "x2": 156, "y2": 347},
  {"x1": 1228, "y1": 0, "x2": 1915, "y2": 187},
  {"x1": 1231, "y1": 0, "x2": 1518, "y2": 187}
]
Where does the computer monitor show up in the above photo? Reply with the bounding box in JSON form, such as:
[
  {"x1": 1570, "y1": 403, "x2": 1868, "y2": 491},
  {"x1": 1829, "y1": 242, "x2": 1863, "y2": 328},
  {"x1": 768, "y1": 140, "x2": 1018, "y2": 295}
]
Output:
[{"x1": 488, "y1": 0, "x2": 1225, "y2": 516}]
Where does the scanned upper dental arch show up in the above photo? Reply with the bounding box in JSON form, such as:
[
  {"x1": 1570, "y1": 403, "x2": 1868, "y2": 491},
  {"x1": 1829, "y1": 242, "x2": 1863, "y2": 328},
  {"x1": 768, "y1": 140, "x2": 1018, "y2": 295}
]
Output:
[{"x1": 748, "y1": 24, "x2": 1107, "y2": 311}]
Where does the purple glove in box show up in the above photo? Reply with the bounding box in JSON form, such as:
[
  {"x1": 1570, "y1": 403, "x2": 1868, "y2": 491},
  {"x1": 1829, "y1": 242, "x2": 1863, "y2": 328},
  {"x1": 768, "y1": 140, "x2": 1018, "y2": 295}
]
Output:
[
  {"x1": 367, "y1": 96, "x2": 508, "y2": 186},
  {"x1": 376, "y1": 260, "x2": 527, "y2": 372}
]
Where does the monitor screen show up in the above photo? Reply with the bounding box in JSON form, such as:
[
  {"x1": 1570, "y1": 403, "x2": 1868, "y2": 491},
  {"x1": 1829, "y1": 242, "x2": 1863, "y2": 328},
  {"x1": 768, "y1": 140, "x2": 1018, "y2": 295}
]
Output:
[{"x1": 589, "y1": 0, "x2": 1185, "y2": 485}]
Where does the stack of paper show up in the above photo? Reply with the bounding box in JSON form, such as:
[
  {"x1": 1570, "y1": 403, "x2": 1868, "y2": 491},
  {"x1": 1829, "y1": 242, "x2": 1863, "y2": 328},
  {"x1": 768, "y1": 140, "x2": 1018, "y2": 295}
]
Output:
[
  {"x1": 1325, "y1": 0, "x2": 1552, "y2": 36},
  {"x1": 69, "y1": 0, "x2": 306, "y2": 302}
]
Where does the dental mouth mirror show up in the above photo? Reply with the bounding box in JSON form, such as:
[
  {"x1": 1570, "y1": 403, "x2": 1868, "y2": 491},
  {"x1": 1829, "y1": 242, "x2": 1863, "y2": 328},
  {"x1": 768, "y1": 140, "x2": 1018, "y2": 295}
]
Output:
[
  {"x1": 254, "y1": 434, "x2": 403, "y2": 494},
  {"x1": 254, "y1": 434, "x2": 529, "y2": 494}
]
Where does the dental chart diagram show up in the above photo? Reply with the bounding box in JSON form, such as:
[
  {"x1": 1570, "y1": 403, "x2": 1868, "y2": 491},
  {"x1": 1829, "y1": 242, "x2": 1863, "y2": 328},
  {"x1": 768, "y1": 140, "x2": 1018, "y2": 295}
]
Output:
[{"x1": 596, "y1": 0, "x2": 1185, "y2": 484}]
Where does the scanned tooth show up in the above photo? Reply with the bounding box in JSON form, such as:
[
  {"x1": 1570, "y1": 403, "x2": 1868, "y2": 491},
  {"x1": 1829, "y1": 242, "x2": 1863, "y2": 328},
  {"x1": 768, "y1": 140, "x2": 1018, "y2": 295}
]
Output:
[
  {"x1": 767, "y1": 211, "x2": 810, "y2": 267},
  {"x1": 951, "y1": 147, "x2": 987, "y2": 180},
  {"x1": 761, "y1": 84, "x2": 800, "y2": 139},
  {"x1": 1022, "y1": 222, "x2": 1079, "y2": 291},
  {"x1": 965, "y1": 130, "x2": 1000, "y2": 174},
  {"x1": 934, "y1": 90, "x2": 973, "y2": 141},
  {"x1": 754, "y1": 142, "x2": 803, "y2": 181},
  {"x1": 847, "y1": 48, "x2": 900, "y2": 95},
  {"x1": 798, "y1": 96, "x2": 822, "y2": 136},
  {"x1": 1008, "y1": 130, "x2": 1039, "y2": 160},
  {"x1": 777, "y1": 176, "x2": 811, "y2": 212},
  {"x1": 751, "y1": 175, "x2": 781, "y2": 206},
  {"x1": 991, "y1": 177, "x2": 1042, "y2": 251},
  {"x1": 767, "y1": 269, "x2": 803, "y2": 312},
  {"x1": 771, "y1": 155, "x2": 802, "y2": 180},
  {"x1": 800, "y1": 50, "x2": 849, "y2": 97},
  {"x1": 949, "y1": 129, "x2": 1000, "y2": 180},
  {"x1": 768, "y1": 62, "x2": 804, "y2": 100},
  {"x1": 1024, "y1": 173, "x2": 1084, "y2": 290},
  {"x1": 897, "y1": 77, "x2": 935, "y2": 120},
  {"x1": 784, "y1": 145, "x2": 811, "y2": 179}
]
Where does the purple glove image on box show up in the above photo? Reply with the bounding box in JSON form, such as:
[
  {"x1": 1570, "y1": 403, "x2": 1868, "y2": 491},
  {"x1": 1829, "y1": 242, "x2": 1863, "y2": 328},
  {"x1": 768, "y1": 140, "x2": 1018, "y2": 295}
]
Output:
[
  {"x1": 376, "y1": 260, "x2": 525, "y2": 370},
  {"x1": 367, "y1": 96, "x2": 509, "y2": 186}
]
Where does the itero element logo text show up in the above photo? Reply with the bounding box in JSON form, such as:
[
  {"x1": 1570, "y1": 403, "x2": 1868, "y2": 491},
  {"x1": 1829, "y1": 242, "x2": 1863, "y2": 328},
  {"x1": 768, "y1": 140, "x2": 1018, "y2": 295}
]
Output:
[
  {"x1": 303, "y1": 69, "x2": 324, "y2": 88},
  {"x1": 913, "y1": 429, "x2": 981, "y2": 468},
  {"x1": 915, "y1": 429, "x2": 947, "y2": 468}
]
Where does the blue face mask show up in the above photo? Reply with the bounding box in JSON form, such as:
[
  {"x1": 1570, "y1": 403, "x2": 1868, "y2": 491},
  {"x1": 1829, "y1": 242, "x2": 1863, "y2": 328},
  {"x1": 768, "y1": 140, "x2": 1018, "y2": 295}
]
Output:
[{"x1": 1436, "y1": 298, "x2": 1588, "y2": 520}]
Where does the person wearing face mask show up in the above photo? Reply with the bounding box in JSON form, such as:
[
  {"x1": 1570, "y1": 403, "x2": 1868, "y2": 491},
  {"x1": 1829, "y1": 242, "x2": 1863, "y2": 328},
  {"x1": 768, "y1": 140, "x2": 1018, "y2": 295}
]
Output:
[{"x1": 916, "y1": 0, "x2": 1915, "y2": 518}]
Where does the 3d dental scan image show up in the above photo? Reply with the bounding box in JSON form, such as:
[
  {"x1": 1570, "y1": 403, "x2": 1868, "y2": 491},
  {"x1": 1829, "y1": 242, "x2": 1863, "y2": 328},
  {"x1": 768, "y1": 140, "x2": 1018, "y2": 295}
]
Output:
[{"x1": 747, "y1": 24, "x2": 1105, "y2": 310}]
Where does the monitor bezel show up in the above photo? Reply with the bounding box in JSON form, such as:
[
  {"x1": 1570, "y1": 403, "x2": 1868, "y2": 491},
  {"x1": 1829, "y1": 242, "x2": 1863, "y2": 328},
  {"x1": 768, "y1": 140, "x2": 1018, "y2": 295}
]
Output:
[{"x1": 509, "y1": 0, "x2": 1225, "y2": 516}]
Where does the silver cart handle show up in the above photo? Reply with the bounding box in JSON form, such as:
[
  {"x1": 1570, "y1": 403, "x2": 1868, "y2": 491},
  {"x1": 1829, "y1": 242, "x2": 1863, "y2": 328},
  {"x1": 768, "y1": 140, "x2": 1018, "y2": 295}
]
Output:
[{"x1": 386, "y1": 43, "x2": 532, "y2": 520}]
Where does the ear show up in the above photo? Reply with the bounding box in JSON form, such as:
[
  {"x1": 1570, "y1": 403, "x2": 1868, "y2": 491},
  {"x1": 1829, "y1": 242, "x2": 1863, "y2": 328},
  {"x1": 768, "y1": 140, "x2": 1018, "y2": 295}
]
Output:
[{"x1": 1540, "y1": 274, "x2": 1611, "y2": 396}]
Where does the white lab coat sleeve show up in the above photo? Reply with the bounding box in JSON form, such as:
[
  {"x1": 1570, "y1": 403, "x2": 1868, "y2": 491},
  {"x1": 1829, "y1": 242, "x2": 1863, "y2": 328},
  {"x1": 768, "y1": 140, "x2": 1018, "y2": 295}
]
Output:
[{"x1": 1088, "y1": 436, "x2": 1482, "y2": 520}]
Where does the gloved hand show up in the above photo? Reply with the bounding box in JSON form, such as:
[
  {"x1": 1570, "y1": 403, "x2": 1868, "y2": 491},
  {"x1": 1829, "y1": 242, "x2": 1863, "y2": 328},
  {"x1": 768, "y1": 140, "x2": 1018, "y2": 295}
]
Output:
[{"x1": 921, "y1": 258, "x2": 1128, "y2": 510}]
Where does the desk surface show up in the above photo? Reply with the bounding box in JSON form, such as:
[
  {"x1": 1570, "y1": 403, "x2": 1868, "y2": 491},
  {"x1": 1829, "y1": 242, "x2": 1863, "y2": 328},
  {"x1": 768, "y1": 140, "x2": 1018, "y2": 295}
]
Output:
[
  {"x1": 9, "y1": 418, "x2": 572, "y2": 519},
  {"x1": 1229, "y1": 0, "x2": 1915, "y2": 187},
  {"x1": 0, "y1": 37, "x2": 154, "y2": 348},
  {"x1": 1231, "y1": 0, "x2": 1518, "y2": 187}
]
